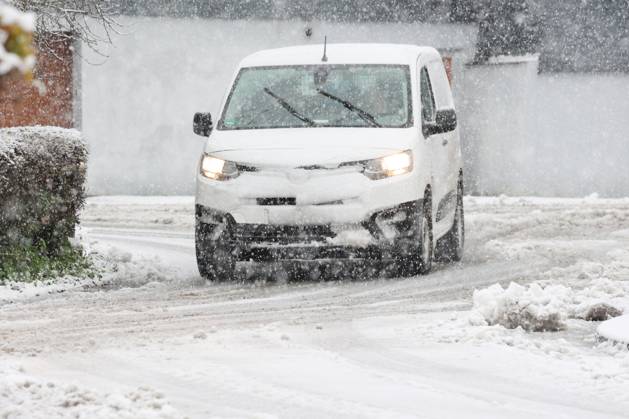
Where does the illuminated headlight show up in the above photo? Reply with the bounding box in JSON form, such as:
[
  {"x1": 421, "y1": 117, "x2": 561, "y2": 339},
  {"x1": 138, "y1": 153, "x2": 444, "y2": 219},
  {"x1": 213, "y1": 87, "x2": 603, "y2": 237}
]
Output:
[
  {"x1": 363, "y1": 150, "x2": 413, "y2": 180},
  {"x1": 200, "y1": 155, "x2": 239, "y2": 180}
]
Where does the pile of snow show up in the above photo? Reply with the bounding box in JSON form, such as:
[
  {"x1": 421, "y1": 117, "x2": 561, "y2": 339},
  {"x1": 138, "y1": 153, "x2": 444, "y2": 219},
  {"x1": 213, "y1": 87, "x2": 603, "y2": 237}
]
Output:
[
  {"x1": 472, "y1": 279, "x2": 627, "y2": 332},
  {"x1": 598, "y1": 315, "x2": 629, "y2": 346},
  {"x1": 327, "y1": 225, "x2": 374, "y2": 247},
  {"x1": 473, "y1": 282, "x2": 567, "y2": 331},
  {"x1": 486, "y1": 54, "x2": 540, "y2": 65},
  {"x1": 0, "y1": 4, "x2": 35, "y2": 75},
  {"x1": 0, "y1": 364, "x2": 179, "y2": 419}
]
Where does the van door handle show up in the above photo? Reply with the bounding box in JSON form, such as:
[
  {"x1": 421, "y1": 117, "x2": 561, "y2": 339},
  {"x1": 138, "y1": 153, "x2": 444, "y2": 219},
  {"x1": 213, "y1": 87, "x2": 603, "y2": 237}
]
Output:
[{"x1": 442, "y1": 139, "x2": 448, "y2": 146}]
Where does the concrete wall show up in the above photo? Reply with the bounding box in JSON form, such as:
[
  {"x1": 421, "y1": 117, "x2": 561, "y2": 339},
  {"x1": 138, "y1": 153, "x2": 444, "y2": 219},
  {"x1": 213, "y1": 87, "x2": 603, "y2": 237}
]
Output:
[
  {"x1": 460, "y1": 58, "x2": 629, "y2": 197},
  {"x1": 82, "y1": 17, "x2": 476, "y2": 195},
  {"x1": 459, "y1": 58, "x2": 539, "y2": 196},
  {"x1": 528, "y1": 74, "x2": 629, "y2": 197}
]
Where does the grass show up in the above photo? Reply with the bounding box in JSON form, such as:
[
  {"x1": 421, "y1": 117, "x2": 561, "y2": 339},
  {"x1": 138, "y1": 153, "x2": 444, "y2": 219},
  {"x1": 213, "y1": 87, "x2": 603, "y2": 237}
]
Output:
[{"x1": 0, "y1": 240, "x2": 96, "y2": 283}]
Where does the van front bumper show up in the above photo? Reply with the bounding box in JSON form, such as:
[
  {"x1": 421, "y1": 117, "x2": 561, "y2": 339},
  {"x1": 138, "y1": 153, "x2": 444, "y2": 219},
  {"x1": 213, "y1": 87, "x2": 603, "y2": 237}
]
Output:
[
  {"x1": 195, "y1": 199, "x2": 421, "y2": 261},
  {"x1": 195, "y1": 169, "x2": 419, "y2": 225},
  {"x1": 195, "y1": 167, "x2": 423, "y2": 260}
]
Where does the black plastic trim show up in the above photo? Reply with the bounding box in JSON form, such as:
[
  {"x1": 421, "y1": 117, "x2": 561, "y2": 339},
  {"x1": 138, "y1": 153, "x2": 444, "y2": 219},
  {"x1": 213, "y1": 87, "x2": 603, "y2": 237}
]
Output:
[{"x1": 435, "y1": 190, "x2": 456, "y2": 223}]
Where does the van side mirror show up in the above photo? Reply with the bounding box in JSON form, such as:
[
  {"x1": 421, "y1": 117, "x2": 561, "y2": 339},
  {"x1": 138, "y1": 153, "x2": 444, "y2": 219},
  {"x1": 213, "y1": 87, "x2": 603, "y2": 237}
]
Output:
[
  {"x1": 193, "y1": 112, "x2": 213, "y2": 137},
  {"x1": 423, "y1": 109, "x2": 457, "y2": 137}
]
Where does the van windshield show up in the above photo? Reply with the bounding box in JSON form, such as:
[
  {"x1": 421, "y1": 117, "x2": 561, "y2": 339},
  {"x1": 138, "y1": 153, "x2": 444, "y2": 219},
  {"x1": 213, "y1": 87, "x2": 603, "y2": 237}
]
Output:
[{"x1": 219, "y1": 65, "x2": 412, "y2": 130}]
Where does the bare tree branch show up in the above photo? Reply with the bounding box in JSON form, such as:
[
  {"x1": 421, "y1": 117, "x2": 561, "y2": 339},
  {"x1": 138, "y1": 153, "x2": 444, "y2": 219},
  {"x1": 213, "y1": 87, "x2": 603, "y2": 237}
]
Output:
[{"x1": 9, "y1": 0, "x2": 122, "y2": 59}]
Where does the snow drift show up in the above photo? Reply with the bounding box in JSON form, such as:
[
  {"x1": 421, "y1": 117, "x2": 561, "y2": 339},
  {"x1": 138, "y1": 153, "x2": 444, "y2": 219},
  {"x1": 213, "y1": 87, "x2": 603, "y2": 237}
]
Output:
[
  {"x1": 597, "y1": 315, "x2": 629, "y2": 346},
  {"x1": 0, "y1": 363, "x2": 179, "y2": 419},
  {"x1": 473, "y1": 279, "x2": 626, "y2": 332}
]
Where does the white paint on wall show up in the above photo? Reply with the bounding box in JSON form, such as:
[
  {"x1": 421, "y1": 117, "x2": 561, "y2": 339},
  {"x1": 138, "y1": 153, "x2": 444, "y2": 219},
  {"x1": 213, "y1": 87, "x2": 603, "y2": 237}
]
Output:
[
  {"x1": 460, "y1": 58, "x2": 629, "y2": 197},
  {"x1": 528, "y1": 73, "x2": 629, "y2": 197},
  {"x1": 460, "y1": 59, "x2": 539, "y2": 196}
]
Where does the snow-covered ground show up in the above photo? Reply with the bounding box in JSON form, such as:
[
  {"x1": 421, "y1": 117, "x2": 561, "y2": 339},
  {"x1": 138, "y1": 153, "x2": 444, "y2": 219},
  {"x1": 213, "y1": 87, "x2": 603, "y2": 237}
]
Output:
[{"x1": 1, "y1": 195, "x2": 628, "y2": 418}]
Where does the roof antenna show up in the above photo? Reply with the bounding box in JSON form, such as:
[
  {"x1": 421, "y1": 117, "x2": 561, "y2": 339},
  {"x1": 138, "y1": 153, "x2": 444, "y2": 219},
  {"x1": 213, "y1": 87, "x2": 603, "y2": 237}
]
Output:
[{"x1": 321, "y1": 36, "x2": 328, "y2": 62}]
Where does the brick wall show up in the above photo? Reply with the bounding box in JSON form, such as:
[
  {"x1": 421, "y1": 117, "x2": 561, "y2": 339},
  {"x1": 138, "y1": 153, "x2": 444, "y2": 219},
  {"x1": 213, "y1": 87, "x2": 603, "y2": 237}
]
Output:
[{"x1": 0, "y1": 33, "x2": 74, "y2": 128}]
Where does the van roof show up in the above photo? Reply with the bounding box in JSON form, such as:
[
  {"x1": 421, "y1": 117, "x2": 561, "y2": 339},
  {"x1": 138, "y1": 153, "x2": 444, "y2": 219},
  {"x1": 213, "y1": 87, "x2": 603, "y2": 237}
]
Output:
[{"x1": 239, "y1": 43, "x2": 438, "y2": 67}]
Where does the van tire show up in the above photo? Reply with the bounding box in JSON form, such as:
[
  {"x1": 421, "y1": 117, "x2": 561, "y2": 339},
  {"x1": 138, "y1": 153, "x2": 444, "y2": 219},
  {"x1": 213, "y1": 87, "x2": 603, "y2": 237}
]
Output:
[
  {"x1": 435, "y1": 181, "x2": 464, "y2": 263},
  {"x1": 395, "y1": 196, "x2": 433, "y2": 277},
  {"x1": 195, "y1": 221, "x2": 236, "y2": 282}
]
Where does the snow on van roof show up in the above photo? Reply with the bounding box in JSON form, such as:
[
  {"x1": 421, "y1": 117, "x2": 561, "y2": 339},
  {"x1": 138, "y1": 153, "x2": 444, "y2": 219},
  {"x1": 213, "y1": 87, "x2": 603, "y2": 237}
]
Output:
[{"x1": 240, "y1": 43, "x2": 438, "y2": 67}]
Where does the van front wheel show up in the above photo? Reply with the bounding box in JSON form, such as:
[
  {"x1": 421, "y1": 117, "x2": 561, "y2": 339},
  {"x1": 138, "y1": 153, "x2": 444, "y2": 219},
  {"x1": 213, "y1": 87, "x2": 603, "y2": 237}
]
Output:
[
  {"x1": 395, "y1": 198, "x2": 433, "y2": 277},
  {"x1": 195, "y1": 221, "x2": 236, "y2": 282}
]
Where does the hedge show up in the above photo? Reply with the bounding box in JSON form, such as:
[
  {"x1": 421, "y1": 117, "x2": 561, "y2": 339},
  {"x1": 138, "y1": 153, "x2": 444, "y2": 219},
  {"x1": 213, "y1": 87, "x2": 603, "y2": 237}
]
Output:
[{"x1": 0, "y1": 127, "x2": 87, "y2": 255}]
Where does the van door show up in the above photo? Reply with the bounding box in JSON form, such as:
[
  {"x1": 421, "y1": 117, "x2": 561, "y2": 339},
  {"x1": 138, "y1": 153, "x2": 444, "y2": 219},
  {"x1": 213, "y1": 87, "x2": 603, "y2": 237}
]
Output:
[
  {"x1": 419, "y1": 60, "x2": 457, "y2": 239},
  {"x1": 427, "y1": 59, "x2": 459, "y2": 234}
]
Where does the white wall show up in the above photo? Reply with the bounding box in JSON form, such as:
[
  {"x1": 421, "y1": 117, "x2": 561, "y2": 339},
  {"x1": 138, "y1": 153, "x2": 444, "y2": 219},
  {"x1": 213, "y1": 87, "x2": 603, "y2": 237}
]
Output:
[
  {"x1": 459, "y1": 58, "x2": 539, "y2": 196},
  {"x1": 461, "y1": 58, "x2": 629, "y2": 197},
  {"x1": 528, "y1": 74, "x2": 629, "y2": 197},
  {"x1": 82, "y1": 17, "x2": 476, "y2": 195}
]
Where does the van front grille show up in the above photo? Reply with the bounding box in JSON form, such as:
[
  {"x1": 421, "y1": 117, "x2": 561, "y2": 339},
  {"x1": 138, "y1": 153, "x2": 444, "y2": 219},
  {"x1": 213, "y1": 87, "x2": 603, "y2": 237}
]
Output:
[
  {"x1": 234, "y1": 224, "x2": 334, "y2": 244},
  {"x1": 256, "y1": 197, "x2": 296, "y2": 206}
]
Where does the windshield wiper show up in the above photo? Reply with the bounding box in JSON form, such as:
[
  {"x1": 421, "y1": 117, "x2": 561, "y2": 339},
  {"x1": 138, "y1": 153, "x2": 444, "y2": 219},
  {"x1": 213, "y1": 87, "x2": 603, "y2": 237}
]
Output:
[
  {"x1": 316, "y1": 89, "x2": 382, "y2": 127},
  {"x1": 263, "y1": 88, "x2": 316, "y2": 126}
]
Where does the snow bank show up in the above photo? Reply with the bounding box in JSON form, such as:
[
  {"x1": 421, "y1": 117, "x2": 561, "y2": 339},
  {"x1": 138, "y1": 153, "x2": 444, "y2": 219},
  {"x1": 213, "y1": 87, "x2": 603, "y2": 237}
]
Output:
[
  {"x1": 598, "y1": 315, "x2": 629, "y2": 346},
  {"x1": 0, "y1": 243, "x2": 184, "y2": 304},
  {"x1": 0, "y1": 127, "x2": 87, "y2": 253},
  {"x1": 473, "y1": 282, "x2": 568, "y2": 331},
  {"x1": 0, "y1": 364, "x2": 179, "y2": 419},
  {"x1": 473, "y1": 279, "x2": 627, "y2": 332}
]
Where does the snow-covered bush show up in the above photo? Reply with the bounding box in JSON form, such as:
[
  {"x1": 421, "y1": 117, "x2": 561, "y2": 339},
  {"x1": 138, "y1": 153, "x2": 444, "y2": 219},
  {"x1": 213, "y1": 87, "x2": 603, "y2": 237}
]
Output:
[
  {"x1": 0, "y1": 3, "x2": 35, "y2": 78},
  {"x1": 0, "y1": 127, "x2": 87, "y2": 255}
]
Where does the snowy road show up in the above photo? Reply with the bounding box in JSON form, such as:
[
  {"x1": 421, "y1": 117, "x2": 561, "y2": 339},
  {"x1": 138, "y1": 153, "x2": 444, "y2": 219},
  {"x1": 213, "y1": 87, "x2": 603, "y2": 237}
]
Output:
[{"x1": 2, "y1": 196, "x2": 629, "y2": 418}]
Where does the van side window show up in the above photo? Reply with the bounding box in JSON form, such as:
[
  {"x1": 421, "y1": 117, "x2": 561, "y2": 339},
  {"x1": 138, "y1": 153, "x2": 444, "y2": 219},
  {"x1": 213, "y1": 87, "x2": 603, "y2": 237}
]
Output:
[{"x1": 420, "y1": 67, "x2": 436, "y2": 123}]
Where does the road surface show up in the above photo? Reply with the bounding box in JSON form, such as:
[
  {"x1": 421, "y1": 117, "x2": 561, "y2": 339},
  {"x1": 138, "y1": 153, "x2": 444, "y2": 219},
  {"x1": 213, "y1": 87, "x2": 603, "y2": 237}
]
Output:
[{"x1": 1, "y1": 196, "x2": 628, "y2": 418}]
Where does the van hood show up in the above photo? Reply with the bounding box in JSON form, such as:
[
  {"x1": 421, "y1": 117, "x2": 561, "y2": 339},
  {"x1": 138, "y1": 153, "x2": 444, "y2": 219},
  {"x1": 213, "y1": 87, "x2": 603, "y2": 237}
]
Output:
[{"x1": 205, "y1": 127, "x2": 417, "y2": 167}]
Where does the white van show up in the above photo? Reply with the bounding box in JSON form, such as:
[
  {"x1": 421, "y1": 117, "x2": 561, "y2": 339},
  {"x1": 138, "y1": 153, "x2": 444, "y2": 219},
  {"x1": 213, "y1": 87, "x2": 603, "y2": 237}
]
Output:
[{"x1": 193, "y1": 43, "x2": 464, "y2": 281}]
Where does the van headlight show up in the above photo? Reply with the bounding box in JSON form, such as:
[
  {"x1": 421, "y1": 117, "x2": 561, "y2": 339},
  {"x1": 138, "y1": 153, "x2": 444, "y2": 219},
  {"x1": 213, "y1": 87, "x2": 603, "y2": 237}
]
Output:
[
  {"x1": 200, "y1": 155, "x2": 239, "y2": 180},
  {"x1": 362, "y1": 150, "x2": 413, "y2": 180}
]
